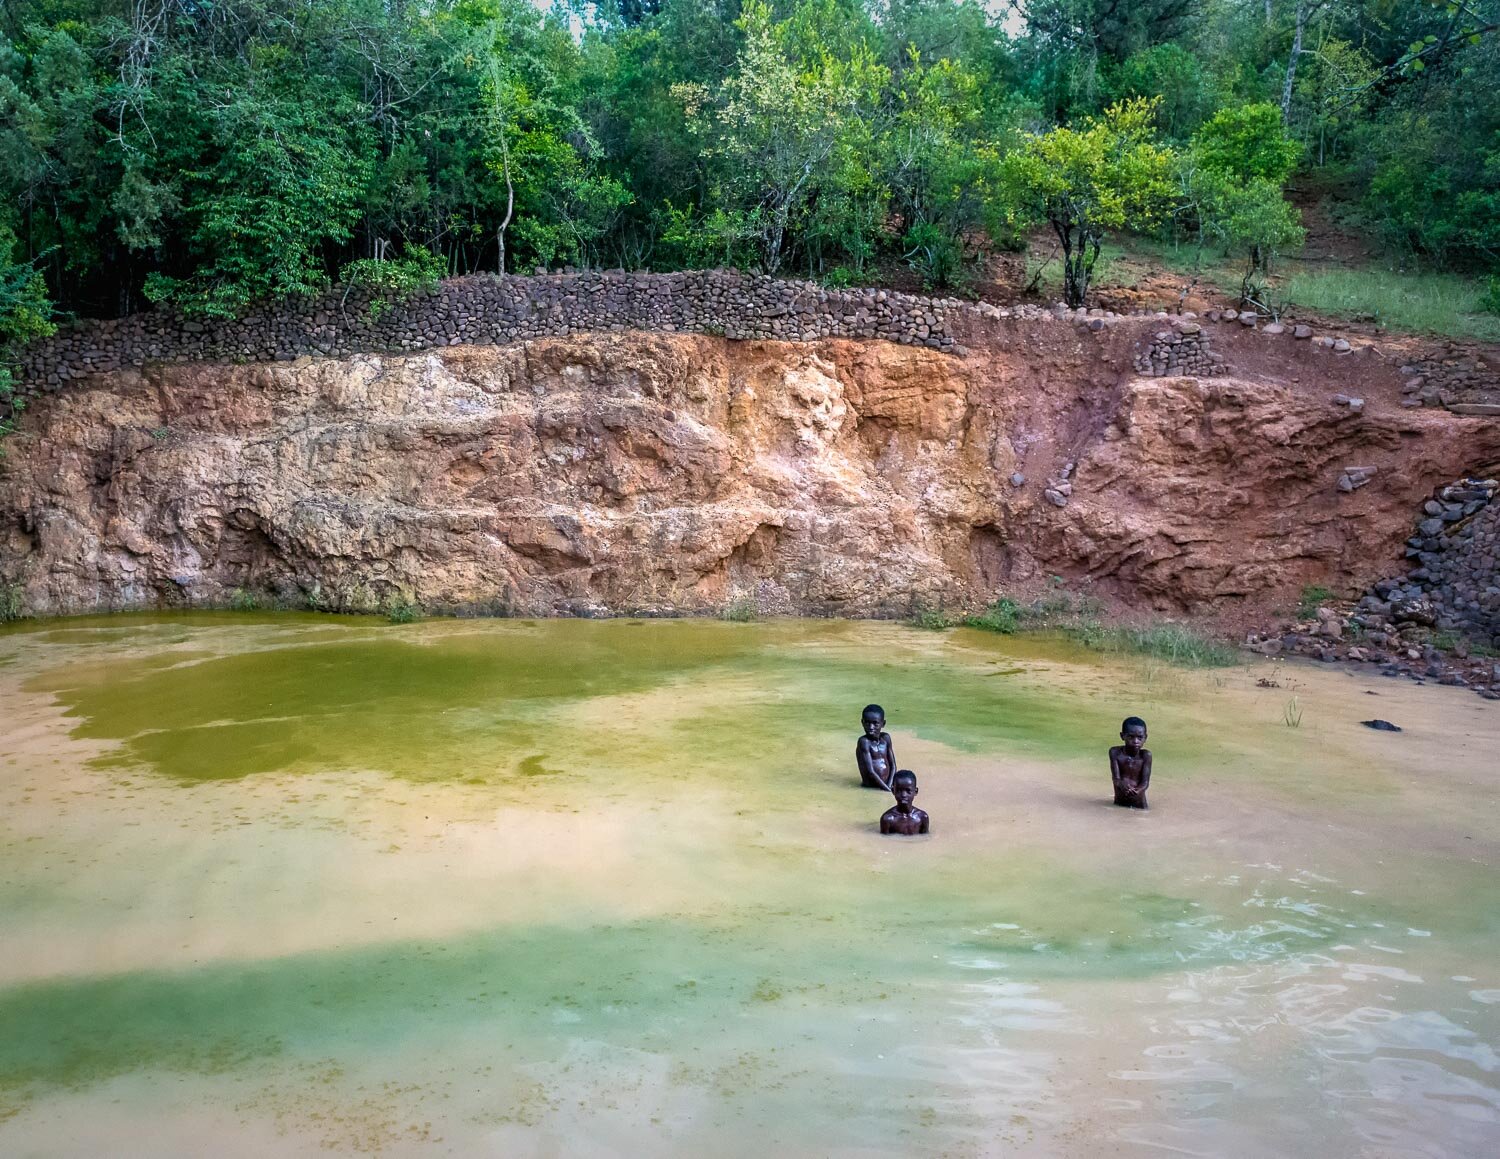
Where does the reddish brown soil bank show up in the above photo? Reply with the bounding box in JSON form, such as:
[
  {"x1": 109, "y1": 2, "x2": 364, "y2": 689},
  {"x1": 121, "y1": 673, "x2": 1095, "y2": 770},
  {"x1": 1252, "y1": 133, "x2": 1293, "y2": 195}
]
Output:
[{"x1": 2, "y1": 328, "x2": 1497, "y2": 621}]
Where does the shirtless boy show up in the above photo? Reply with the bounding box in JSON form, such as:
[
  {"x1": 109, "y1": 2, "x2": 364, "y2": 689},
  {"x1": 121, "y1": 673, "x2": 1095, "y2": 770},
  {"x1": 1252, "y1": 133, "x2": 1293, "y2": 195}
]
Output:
[
  {"x1": 1109, "y1": 716, "x2": 1152, "y2": 809},
  {"x1": 880, "y1": 770, "x2": 930, "y2": 835},
  {"x1": 856, "y1": 704, "x2": 897, "y2": 791}
]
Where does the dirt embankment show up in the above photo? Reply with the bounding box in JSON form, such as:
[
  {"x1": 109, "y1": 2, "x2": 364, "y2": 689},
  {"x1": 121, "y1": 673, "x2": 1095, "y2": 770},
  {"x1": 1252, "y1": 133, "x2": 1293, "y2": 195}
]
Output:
[{"x1": 1, "y1": 322, "x2": 1497, "y2": 624}]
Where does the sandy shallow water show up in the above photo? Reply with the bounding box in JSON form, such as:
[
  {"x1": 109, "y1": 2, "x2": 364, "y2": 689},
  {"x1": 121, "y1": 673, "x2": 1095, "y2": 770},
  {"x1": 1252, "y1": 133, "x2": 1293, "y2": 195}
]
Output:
[{"x1": 0, "y1": 614, "x2": 1496, "y2": 1157}]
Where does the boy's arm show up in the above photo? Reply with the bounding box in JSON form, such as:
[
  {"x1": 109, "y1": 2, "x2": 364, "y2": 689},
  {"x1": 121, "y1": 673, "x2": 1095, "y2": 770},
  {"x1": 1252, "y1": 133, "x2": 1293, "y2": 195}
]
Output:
[
  {"x1": 1140, "y1": 751, "x2": 1152, "y2": 791},
  {"x1": 879, "y1": 810, "x2": 895, "y2": 834},
  {"x1": 1109, "y1": 747, "x2": 1124, "y2": 788},
  {"x1": 918, "y1": 812, "x2": 930, "y2": 834}
]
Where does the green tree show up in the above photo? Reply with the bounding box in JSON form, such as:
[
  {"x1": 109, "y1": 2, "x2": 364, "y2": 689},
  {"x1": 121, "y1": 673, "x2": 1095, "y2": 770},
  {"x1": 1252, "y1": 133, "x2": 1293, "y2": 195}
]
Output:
[
  {"x1": 1192, "y1": 102, "x2": 1301, "y2": 184},
  {"x1": 1000, "y1": 97, "x2": 1178, "y2": 306},
  {"x1": 1111, "y1": 43, "x2": 1213, "y2": 139},
  {"x1": 882, "y1": 53, "x2": 1011, "y2": 287},
  {"x1": 678, "y1": 1, "x2": 887, "y2": 273},
  {"x1": 0, "y1": 227, "x2": 55, "y2": 445}
]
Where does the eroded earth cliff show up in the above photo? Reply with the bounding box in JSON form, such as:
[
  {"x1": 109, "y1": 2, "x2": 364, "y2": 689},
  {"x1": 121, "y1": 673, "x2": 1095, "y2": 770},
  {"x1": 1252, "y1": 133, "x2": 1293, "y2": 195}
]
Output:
[{"x1": 3, "y1": 326, "x2": 1498, "y2": 622}]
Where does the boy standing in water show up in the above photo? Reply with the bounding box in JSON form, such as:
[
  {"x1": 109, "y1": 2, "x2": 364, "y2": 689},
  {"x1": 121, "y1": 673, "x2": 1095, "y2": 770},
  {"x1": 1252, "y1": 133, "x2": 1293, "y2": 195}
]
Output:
[
  {"x1": 856, "y1": 704, "x2": 897, "y2": 790},
  {"x1": 1110, "y1": 716, "x2": 1152, "y2": 809},
  {"x1": 880, "y1": 770, "x2": 930, "y2": 835}
]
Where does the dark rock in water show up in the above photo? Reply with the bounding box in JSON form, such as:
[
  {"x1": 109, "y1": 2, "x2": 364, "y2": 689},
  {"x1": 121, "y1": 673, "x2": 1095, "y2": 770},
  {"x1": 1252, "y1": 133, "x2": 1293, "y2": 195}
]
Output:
[{"x1": 1361, "y1": 719, "x2": 1403, "y2": 732}]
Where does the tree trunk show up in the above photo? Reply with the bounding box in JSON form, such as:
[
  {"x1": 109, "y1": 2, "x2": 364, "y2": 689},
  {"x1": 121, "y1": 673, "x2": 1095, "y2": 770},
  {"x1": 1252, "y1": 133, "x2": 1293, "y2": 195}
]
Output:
[
  {"x1": 496, "y1": 136, "x2": 514, "y2": 277},
  {"x1": 1281, "y1": 3, "x2": 1309, "y2": 119}
]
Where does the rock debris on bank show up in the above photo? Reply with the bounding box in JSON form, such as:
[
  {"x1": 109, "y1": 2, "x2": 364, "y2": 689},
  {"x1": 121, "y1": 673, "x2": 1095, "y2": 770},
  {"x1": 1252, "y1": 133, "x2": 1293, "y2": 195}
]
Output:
[{"x1": 1249, "y1": 476, "x2": 1500, "y2": 699}]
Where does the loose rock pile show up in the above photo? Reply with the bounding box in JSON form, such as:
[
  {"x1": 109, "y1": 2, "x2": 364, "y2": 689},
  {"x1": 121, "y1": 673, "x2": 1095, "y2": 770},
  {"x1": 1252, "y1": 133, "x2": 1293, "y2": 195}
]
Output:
[
  {"x1": 1379, "y1": 476, "x2": 1500, "y2": 642},
  {"x1": 1249, "y1": 475, "x2": 1500, "y2": 698},
  {"x1": 1130, "y1": 319, "x2": 1227, "y2": 377}
]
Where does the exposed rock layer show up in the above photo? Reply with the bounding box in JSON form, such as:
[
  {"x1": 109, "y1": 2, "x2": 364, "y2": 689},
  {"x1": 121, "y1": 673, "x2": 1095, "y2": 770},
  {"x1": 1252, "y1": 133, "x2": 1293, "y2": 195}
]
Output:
[{"x1": 2, "y1": 331, "x2": 1498, "y2": 621}]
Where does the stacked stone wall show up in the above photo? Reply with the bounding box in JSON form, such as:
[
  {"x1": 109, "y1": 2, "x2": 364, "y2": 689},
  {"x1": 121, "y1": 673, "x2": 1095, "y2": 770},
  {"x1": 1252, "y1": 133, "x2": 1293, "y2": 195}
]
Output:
[
  {"x1": 18, "y1": 270, "x2": 979, "y2": 392},
  {"x1": 1131, "y1": 320, "x2": 1226, "y2": 377},
  {"x1": 13, "y1": 269, "x2": 1197, "y2": 398}
]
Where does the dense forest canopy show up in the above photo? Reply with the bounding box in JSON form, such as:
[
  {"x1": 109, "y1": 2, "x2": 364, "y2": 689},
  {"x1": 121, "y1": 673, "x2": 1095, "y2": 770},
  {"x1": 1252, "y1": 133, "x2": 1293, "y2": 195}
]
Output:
[{"x1": 1, "y1": 0, "x2": 1497, "y2": 356}]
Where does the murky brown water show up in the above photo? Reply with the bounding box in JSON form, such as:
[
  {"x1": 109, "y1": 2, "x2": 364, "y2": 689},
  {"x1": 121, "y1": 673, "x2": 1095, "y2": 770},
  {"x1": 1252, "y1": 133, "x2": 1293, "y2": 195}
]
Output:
[{"x1": 1, "y1": 615, "x2": 1496, "y2": 1156}]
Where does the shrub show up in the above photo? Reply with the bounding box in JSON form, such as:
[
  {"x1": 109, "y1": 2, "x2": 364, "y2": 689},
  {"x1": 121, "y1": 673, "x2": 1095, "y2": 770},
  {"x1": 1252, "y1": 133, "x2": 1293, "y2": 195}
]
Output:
[
  {"x1": 720, "y1": 596, "x2": 759, "y2": 622},
  {"x1": 228, "y1": 588, "x2": 261, "y2": 611},
  {"x1": 387, "y1": 599, "x2": 421, "y2": 624},
  {"x1": 0, "y1": 583, "x2": 24, "y2": 623},
  {"x1": 963, "y1": 598, "x2": 1020, "y2": 634},
  {"x1": 339, "y1": 249, "x2": 447, "y2": 320},
  {"x1": 1481, "y1": 276, "x2": 1500, "y2": 316},
  {"x1": 908, "y1": 603, "x2": 956, "y2": 630}
]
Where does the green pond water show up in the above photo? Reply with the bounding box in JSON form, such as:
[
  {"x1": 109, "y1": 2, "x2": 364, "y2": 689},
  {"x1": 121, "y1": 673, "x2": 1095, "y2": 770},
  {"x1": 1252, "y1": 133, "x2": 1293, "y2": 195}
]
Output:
[{"x1": 0, "y1": 614, "x2": 1497, "y2": 1156}]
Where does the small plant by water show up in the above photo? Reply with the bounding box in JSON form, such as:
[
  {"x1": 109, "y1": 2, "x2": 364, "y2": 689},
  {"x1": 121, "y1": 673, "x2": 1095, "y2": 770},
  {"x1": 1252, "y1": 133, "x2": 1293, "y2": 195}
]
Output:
[
  {"x1": 720, "y1": 597, "x2": 758, "y2": 622},
  {"x1": 908, "y1": 603, "x2": 956, "y2": 630},
  {"x1": 387, "y1": 599, "x2": 421, "y2": 624},
  {"x1": 965, "y1": 585, "x2": 1239, "y2": 669},
  {"x1": 963, "y1": 598, "x2": 1020, "y2": 634},
  {"x1": 1297, "y1": 585, "x2": 1334, "y2": 618},
  {"x1": 1283, "y1": 696, "x2": 1303, "y2": 728},
  {"x1": 228, "y1": 587, "x2": 261, "y2": 612},
  {"x1": 0, "y1": 582, "x2": 24, "y2": 623},
  {"x1": 1083, "y1": 624, "x2": 1241, "y2": 668}
]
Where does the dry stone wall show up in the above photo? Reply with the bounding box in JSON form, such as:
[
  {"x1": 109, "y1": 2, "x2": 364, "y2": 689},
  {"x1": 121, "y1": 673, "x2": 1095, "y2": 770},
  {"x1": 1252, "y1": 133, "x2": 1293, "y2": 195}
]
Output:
[
  {"x1": 1131, "y1": 320, "x2": 1226, "y2": 377},
  {"x1": 15, "y1": 269, "x2": 1203, "y2": 398},
  {"x1": 1397, "y1": 345, "x2": 1500, "y2": 415},
  {"x1": 18, "y1": 270, "x2": 972, "y2": 391}
]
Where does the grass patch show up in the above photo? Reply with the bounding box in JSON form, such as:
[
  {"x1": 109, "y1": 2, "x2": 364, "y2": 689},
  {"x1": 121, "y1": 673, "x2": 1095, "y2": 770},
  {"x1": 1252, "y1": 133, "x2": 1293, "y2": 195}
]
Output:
[
  {"x1": 908, "y1": 603, "x2": 957, "y2": 630},
  {"x1": 227, "y1": 587, "x2": 262, "y2": 612},
  {"x1": 963, "y1": 598, "x2": 1020, "y2": 634},
  {"x1": 1283, "y1": 696, "x2": 1303, "y2": 728},
  {"x1": 1103, "y1": 235, "x2": 1244, "y2": 288},
  {"x1": 1076, "y1": 623, "x2": 1241, "y2": 669},
  {"x1": 1297, "y1": 585, "x2": 1334, "y2": 618},
  {"x1": 386, "y1": 599, "x2": 421, "y2": 625},
  {"x1": 0, "y1": 583, "x2": 24, "y2": 623},
  {"x1": 720, "y1": 597, "x2": 759, "y2": 622},
  {"x1": 965, "y1": 584, "x2": 1239, "y2": 669},
  {"x1": 1280, "y1": 267, "x2": 1500, "y2": 342}
]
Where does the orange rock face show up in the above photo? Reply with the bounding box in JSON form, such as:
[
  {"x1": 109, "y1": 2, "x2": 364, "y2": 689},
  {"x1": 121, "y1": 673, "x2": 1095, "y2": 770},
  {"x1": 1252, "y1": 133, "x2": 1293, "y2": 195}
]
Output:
[{"x1": 1, "y1": 332, "x2": 1497, "y2": 622}]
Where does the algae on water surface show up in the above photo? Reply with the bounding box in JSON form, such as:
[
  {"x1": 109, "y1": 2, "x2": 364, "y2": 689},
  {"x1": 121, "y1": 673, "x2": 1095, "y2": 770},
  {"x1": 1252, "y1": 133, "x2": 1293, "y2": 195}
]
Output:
[{"x1": 1, "y1": 616, "x2": 1497, "y2": 1155}]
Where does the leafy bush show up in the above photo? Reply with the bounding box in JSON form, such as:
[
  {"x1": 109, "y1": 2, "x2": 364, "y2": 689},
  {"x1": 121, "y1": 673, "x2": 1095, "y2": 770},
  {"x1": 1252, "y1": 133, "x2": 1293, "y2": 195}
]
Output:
[
  {"x1": 0, "y1": 583, "x2": 24, "y2": 623},
  {"x1": 387, "y1": 599, "x2": 421, "y2": 624},
  {"x1": 963, "y1": 598, "x2": 1020, "y2": 634},
  {"x1": 228, "y1": 588, "x2": 262, "y2": 611},
  {"x1": 999, "y1": 98, "x2": 1177, "y2": 307},
  {"x1": 902, "y1": 222, "x2": 966, "y2": 290},
  {"x1": 720, "y1": 597, "x2": 759, "y2": 622},
  {"x1": 908, "y1": 603, "x2": 956, "y2": 630},
  {"x1": 1481, "y1": 277, "x2": 1500, "y2": 316},
  {"x1": 340, "y1": 250, "x2": 447, "y2": 319},
  {"x1": 1192, "y1": 103, "x2": 1301, "y2": 185}
]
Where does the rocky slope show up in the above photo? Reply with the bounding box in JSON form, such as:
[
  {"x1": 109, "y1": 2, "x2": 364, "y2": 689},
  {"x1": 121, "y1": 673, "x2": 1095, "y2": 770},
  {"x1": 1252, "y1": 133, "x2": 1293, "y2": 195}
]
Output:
[{"x1": 2, "y1": 330, "x2": 1498, "y2": 622}]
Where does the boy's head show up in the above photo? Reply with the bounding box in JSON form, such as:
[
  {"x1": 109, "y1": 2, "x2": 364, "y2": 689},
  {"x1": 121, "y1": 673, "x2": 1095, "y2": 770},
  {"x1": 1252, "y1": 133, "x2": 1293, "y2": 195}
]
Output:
[
  {"x1": 891, "y1": 769, "x2": 918, "y2": 807},
  {"x1": 862, "y1": 704, "x2": 886, "y2": 737},
  {"x1": 1120, "y1": 716, "x2": 1148, "y2": 751}
]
